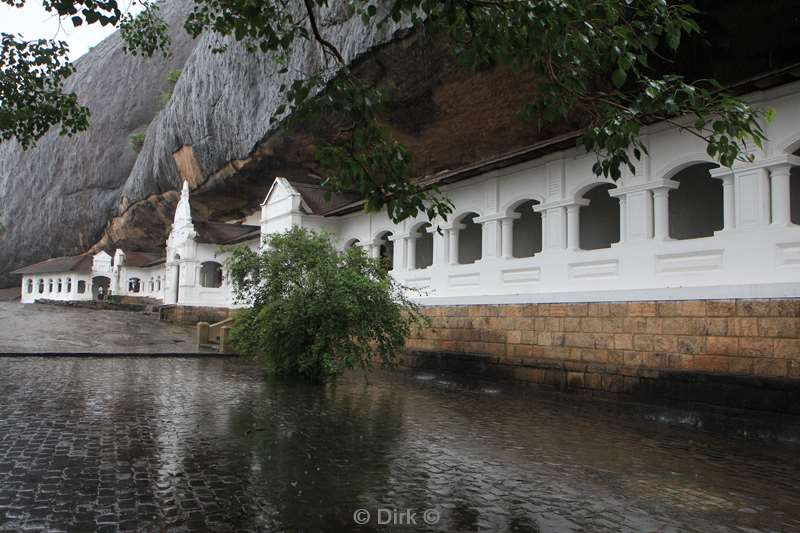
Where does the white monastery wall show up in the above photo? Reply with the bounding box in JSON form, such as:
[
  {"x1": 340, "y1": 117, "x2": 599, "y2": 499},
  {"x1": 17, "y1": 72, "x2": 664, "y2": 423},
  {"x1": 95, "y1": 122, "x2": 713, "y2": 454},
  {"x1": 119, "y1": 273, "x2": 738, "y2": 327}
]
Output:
[{"x1": 18, "y1": 82, "x2": 800, "y2": 308}]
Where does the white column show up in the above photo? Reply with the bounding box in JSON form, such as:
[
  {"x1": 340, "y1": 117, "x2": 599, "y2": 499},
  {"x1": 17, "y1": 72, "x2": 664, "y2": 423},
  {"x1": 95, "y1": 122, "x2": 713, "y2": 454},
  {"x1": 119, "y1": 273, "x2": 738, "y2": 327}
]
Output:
[
  {"x1": 406, "y1": 235, "x2": 416, "y2": 270},
  {"x1": 481, "y1": 219, "x2": 501, "y2": 260},
  {"x1": 389, "y1": 234, "x2": 406, "y2": 271},
  {"x1": 566, "y1": 204, "x2": 581, "y2": 251},
  {"x1": 447, "y1": 224, "x2": 464, "y2": 265},
  {"x1": 501, "y1": 217, "x2": 515, "y2": 259},
  {"x1": 431, "y1": 225, "x2": 447, "y2": 266},
  {"x1": 734, "y1": 168, "x2": 770, "y2": 230},
  {"x1": 652, "y1": 188, "x2": 670, "y2": 239},
  {"x1": 770, "y1": 163, "x2": 793, "y2": 226},
  {"x1": 540, "y1": 210, "x2": 549, "y2": 250},
  {"x1": 720, "y1": 174, "x2": 735, "y2": 232},
  {"x1": 618, "y1": 195, "x2": 627, "y2": 243},
  {"x1": 534, "y1": 204, "x2": 570, "y2": 251}
]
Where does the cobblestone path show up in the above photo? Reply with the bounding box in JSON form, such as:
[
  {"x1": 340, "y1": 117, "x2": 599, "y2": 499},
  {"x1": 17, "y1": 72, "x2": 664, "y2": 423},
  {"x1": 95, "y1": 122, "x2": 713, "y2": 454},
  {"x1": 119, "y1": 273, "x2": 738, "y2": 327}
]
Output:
[{"x1": 0, "y1": 357, "x2": 798, "y2": 532}]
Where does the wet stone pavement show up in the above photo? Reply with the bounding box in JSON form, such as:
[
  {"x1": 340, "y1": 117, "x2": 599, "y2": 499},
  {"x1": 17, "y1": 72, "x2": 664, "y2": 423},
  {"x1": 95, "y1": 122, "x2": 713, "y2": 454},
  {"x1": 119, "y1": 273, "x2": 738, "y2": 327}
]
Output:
[
  {"x1": 0, "y1": 303, "x2": 197, "y2": 353},
  {"x1": 0, "y1": 357, "x2": 799, "y2": 532}
]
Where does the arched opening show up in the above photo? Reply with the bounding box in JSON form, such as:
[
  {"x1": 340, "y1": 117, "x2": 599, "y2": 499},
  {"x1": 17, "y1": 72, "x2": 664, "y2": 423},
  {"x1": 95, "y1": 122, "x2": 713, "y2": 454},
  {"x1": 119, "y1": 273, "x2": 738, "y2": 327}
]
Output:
[
  {"x1": 344, "y1": 238, "x2": 360, "y2": 250},
  {"x1": 668, "y1": 163, "x2": 723, "y2": 239},
  {"x1": 414, "y1": 223, "x2": 434, "y2": 269},
  {"x1": 38, "y1": 279, "x2": 44, "y2": 294},
  {"x1": 56, "y1": 279, "x2": 62, "y2": 293},
  {"x1": 48, "y1": 279, "x2": 53, "y2": 293},
  {"x1": 128, "y1": 277, "x2": 141, "y2": 293},
  {"x1": 511, "y1": 199, "x2": 542, "y2": 258},
  {"x1": 458, "y1": 213, "x2": 482, "y2": 264},
  {"x1": 66, "y1": 278, "x2": 72, "y2": 293},
  {"x1": 26, "y1": 279, "x2": 33, "y2": 294},
  {"x1": 790, "y1": 149, "x2": 800, "y2": 224},
  {"x1": 376, "y1": 232, "x2": 394, "y2": 271},
  {"x1": 77, "y1": 280, "x2": 86, "y2": 294},
  {"x1": 92, "y1": 276, "x2": 110, "y2": 300},
  {"x1": 200, "y1": 261, "x2": 224, "y2": 288},
  {"x1": 579, "y1": 184, "x2": 620, "y2": 250},
  {"x1": 156, "y1": 277, "x2": 161, "y2": 292}
]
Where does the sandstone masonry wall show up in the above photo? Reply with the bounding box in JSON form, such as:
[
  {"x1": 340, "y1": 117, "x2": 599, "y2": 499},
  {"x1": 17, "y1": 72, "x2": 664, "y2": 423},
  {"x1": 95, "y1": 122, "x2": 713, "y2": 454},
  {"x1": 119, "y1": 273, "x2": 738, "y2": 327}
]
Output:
[{"x1": 404, "y1": 299, "x2": 800, "y2": 413}]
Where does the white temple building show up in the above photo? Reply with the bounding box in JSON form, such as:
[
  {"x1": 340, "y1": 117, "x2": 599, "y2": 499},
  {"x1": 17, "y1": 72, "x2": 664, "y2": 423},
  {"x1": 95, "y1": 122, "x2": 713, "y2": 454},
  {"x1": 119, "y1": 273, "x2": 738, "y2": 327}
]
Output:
[{"x1": 13, "y1": 81, "x2": 800, "y2": 310}]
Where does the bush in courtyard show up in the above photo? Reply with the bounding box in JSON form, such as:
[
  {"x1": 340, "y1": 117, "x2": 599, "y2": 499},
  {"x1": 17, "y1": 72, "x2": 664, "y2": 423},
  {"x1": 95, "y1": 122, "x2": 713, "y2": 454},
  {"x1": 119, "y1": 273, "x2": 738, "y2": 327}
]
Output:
[{"x1": 227, "y1": 227, "x2": 426, "y2": 382}]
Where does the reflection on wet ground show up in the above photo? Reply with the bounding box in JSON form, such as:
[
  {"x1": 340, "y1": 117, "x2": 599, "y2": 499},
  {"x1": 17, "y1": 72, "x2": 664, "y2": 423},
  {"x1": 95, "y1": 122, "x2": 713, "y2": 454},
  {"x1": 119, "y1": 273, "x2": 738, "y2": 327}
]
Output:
[{"x1": 0, "y1": 357, "x2": 798, "y2": 532}]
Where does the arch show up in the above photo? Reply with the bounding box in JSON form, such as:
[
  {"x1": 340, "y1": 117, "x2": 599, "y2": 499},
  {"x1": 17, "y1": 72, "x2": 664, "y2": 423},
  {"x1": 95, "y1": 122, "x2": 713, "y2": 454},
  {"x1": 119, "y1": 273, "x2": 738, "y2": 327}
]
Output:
[
  {"x1": 579, "y1": 184, "x2": 620, "y2": 250},
  {"x1": 570, "y1": 177, "x2": 618, "y2": 203},
  {"x1": 510, "y1": 199, "x2": 542, "y2": 258},
  {"x1": 456, "y1": 212, "x2": 482, "y2": 264},
  {"x1": 412, "y1": 222, "x2": 434, "y2": 269},
  {"x1": 77, "y1": 280, "x2": 86, "y2": 294},
  {"x1": 668, "y1": 162, "x2": 723, "y2": 239},
  {"x1": 57, "y1": 278, "x2": 62, "y2": 293},
  {"x1": 149, "y1": 278, "x2": 154, "y2": 292},
  {"x1": 38, "y1": 279, "x2": 44, "y2": 294},
  {"x1": 66, "y1": 278, "x2": 72, "y2": 293},
  {"x1": 128, "y1": 277, "x2": 141, "y2": 293},
  {"x1": 48, "y1": 279, "x2": 53, "y2": 293},
  {"x1": 156, "y1": 277, "x2": 161, "y2": 292},
  {"x1": 344, "y1": 238, "x2": 360, "y2": 250},
  {"x1": 653, "y1": 153, "x2": 717, "y2": 183},
  {"x1": 200, "y1": 261, "x2": 224, "y2": 288},
  {"x1": 26, "y1": 278, "x2": 33, "y2": 294},
  {"x1": 501, "y1": 194, "x2": 546, "y2": 215},
  {"x1": 375, "y1": 231, "x2": 394, "y2": 271},
  {"x1": 776, "y1": 132, "x2": 800, "y2": 156}
]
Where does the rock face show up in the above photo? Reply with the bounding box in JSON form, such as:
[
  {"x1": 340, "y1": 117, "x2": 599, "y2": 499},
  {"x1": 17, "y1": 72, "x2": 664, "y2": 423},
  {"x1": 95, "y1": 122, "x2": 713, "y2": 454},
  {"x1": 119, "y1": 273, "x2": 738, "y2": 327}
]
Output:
[
  {"x1": 1, "y1": 0, "x2": 799, "y2": 288},
  {"x1": 0, "y1": 0, "x2": 197, "y2": 287}
]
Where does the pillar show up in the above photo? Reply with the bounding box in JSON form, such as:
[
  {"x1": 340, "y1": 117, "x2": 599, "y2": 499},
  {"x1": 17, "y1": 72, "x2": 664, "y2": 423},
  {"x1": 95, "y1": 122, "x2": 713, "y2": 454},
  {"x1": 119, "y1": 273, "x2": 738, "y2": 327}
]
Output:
[
  {"x1": 721, "y1": 174, "x2": 735, "y2": 231},
  {"x1": 447, "y1": 224, "x2": 464, "y2": 265},
  {"x1": 770, "y1": 163, "x2": 793, "y2": 226},
  {"x1": 618, "y1": 196, "x2": 627, "y2": 243},
  {"x1": 431, "y1": 225, "x2": 447, "y2": 266},
  {"x1": 652, "y1": 188, "x2": 670, "y2": 239},
  {"x1": 566, "y1": 204, "x2": 581, "y2": 251},
  {"x1": 734, "y1": 167, "x2": 770, "y2": 229},
  {"x1": 501, "y1": 217, "x2": 514, "y2": 259},
  {"x1": 389, "y1": 234, "x2": 406, "y2": 271},
  {"x1": 406, "y1": 234, "x2": 417, "y2": 270},
  {"x1": 481, "y1": 219, "x2": 501, "y2": 260}
]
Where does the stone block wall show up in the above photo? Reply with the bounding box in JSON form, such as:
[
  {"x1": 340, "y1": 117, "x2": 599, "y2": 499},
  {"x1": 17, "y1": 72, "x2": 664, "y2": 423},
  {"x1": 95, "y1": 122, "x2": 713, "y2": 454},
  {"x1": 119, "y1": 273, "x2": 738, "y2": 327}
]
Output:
[
  {"x1": 159, "y1": 305, "x2": 233, "y2": 325},
  {"x1": 404, "y1": 299, "x2": 800, "y2": 413}
]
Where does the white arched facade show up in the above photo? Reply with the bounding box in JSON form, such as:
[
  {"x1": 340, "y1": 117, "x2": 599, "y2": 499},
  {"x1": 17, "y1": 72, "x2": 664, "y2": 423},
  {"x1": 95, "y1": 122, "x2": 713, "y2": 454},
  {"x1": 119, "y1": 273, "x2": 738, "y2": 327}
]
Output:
[{"x1": 16, "y1": 81, "x2": 800, "y2": 307}]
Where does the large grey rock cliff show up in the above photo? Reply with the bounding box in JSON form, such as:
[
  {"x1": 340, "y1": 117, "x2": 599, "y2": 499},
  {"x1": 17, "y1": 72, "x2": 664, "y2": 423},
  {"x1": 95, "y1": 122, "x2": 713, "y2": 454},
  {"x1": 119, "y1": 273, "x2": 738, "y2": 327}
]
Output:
[
  {"x1": 0, "y1": 1, "x2": 403, "y2": 286},
  {"x1": 3, "y1": 0, "x2": 786, "y2": 288}
]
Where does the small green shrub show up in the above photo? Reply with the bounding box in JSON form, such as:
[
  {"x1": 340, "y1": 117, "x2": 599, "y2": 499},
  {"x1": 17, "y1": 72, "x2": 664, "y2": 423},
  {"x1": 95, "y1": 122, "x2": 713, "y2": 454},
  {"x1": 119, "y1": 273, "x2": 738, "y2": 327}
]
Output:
[
  {"x1": 228, "y1": 227, "x2": 427, "y2": 383},
  {"x1": 129, "y1": 132, "x2": 145, "y2": 153},
  {"x1": 159, "y1": 69, "x2": 182, "y2": 108}
]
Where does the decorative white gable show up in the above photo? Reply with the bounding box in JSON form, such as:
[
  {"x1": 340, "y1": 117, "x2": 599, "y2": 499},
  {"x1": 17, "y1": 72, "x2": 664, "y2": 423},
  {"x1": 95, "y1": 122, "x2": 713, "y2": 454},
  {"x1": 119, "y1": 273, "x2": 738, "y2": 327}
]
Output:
[
  {"x1": 92, "y1": 251, "x2": 112, "y2": 274},
  {"x1": 260, "y1": 177, "x2": 307, "y2": 237}
]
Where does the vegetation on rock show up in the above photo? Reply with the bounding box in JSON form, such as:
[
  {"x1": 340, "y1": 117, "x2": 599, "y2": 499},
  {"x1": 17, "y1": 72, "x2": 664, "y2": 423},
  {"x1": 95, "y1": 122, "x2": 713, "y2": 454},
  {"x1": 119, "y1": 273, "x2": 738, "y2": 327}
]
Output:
[
  {"x1": 159, "y1": 68, "x2": 182, "y2": 108},
  {"x1": 227, "y1": 227, "x2": 426, "y2": 382},
  {"x1": 129, "y1": 132, "x2": 145, "y2": 153}
]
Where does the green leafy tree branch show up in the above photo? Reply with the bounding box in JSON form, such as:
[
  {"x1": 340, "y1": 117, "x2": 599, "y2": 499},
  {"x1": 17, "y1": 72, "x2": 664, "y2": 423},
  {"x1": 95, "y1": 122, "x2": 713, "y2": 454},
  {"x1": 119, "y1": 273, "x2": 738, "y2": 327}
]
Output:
[{"x1": 1, "y1": 0, "x2": 774, "y2": 223}]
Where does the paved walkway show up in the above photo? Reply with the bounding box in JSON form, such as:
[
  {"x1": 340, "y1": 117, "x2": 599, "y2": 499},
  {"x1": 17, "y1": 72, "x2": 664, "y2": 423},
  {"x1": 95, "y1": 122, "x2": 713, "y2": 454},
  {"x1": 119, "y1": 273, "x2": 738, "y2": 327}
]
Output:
[
  {"x1": 0, "y1": 302, "x2": 198, "y2": 354},
  {"x1": 0, "y1": 359, "x2": 798, "y2": 532}
]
